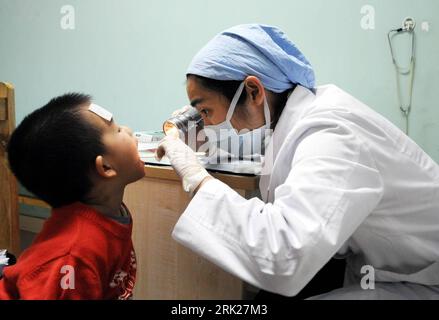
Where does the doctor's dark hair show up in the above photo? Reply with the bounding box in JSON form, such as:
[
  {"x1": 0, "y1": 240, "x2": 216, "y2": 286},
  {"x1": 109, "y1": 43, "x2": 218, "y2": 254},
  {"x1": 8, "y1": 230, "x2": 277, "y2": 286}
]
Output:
[
  {"x1": 7, "y1": 93, "x2": 105, "y2": 208},
  {"x1": 187, "y1": 74, "x2": 293, "y2": 122},
  {"x1": 187, "y1": 74, "x2": 248, "y2": 106}
]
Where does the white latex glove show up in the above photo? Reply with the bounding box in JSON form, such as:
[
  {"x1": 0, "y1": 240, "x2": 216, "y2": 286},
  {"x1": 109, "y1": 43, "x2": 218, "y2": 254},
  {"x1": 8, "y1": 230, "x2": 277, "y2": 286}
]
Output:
[
  {"x1": 171, "y1": 105, "x2": 192, "y2": 117},
  {"x1": 156, "y1": 136, "x2": 212, "y2": 195}
]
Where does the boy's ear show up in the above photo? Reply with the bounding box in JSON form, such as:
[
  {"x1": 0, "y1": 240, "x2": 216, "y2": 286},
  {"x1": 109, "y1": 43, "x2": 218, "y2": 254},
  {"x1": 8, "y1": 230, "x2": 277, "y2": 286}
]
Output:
[{"x1": 95, "y1": 155, "x2": 117, "y2": 178}]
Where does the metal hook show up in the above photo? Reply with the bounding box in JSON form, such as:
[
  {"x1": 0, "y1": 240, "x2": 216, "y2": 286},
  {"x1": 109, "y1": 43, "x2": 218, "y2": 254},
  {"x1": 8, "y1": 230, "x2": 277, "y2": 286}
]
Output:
[{"x1": 403, "y1": 17, "x2": 416, "y2": 32}]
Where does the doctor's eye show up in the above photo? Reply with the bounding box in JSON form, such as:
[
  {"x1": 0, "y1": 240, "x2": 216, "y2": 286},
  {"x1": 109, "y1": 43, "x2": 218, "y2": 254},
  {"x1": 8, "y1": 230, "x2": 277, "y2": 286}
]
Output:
[{"x1": 200, "y1": 109, "x2": 209, "y2": 116}]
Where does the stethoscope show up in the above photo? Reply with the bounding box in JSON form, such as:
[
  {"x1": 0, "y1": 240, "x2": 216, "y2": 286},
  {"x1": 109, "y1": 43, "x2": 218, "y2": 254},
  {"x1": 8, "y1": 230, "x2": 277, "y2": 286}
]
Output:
[{"x1": 387, "y1": 18, "x2": 416, "y2": 135}]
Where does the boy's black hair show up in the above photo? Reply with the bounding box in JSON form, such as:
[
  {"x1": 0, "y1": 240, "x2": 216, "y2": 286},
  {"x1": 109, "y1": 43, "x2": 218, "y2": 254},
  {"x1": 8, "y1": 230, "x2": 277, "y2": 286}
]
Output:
[{"x1": 7, "y1": 93, "x2": 105, "y2": 208}]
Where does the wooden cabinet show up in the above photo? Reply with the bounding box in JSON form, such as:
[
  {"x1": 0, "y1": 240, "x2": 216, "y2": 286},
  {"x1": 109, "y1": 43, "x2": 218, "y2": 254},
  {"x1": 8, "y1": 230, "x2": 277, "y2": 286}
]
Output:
[
  {"x1": 124, "y1": 165, "x2": 259, "y2": 300},
  {"x1": 0, "y1": 82, "x2": 20, "y2": 255}
]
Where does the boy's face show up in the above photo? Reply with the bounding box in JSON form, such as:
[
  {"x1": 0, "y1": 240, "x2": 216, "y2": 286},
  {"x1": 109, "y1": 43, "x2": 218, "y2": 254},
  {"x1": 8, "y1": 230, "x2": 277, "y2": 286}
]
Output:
[{"x1": 83, "y1": 104, "x2": 145, "y2": 184}]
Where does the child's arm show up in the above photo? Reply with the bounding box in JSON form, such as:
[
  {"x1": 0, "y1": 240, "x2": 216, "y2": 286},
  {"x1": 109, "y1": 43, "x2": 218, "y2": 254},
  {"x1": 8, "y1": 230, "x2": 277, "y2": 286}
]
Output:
[{"x1": 17, "y1": 254, "x2": 103, "y2": 300}]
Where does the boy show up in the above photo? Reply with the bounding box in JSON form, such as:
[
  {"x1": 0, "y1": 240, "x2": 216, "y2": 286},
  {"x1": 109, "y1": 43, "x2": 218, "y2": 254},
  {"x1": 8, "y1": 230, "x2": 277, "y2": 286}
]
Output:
[{"x1": 0, "y1": 93, "x2": 145, "y2": 299}]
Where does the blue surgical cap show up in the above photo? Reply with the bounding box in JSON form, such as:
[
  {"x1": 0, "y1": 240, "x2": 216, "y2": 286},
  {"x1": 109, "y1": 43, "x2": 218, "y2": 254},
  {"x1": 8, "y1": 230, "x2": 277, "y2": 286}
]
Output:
[{"x1": 187, "y1": 24, "x2": 315, "y2": 92}]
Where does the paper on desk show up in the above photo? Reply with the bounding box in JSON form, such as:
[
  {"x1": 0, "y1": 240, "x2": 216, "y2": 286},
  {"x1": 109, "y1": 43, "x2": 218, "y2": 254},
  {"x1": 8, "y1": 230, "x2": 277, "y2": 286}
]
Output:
[
  {"x1": 136, "y1": 133, "x2": 262, "y2": 175},
  {"x1": 141, "y1": 152, "x2": 262, "y2": 175},
  {"x1": 134, "y1": 131, "x2": 164, "y2": 143},
  {"x1": 138, "y1": 142, "x2": 158, "y2": 152}
]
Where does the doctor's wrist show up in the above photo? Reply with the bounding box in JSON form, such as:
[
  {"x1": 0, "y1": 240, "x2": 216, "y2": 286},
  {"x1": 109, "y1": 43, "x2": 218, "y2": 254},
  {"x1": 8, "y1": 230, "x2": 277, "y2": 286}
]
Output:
[{"x1": 193, "y1": 176, "x2": 214, "y2": 196}]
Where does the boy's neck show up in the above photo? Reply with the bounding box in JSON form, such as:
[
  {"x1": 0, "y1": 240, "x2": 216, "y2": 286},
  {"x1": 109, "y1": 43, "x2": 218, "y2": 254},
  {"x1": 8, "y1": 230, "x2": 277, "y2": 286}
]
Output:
[{"x1": 83, "y1": 184, "x2": 125, "y2": 218}]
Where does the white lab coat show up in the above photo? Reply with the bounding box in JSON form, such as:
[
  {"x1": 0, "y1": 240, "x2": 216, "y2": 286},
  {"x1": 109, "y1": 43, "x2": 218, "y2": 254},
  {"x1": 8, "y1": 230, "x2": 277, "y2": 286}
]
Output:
[{"x1": 172, "y1": 84, "x2": 439, "y2": 299}]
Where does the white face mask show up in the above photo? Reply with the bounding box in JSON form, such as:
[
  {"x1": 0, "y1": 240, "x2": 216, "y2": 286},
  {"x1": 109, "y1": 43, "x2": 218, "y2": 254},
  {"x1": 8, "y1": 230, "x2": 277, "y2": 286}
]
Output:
[{"x1": 202, "y1": 82, "x2": 272, "y2": 161}]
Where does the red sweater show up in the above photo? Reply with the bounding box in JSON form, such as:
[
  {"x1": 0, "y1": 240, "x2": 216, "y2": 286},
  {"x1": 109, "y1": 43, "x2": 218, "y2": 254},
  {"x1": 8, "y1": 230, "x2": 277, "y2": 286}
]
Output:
[{"x1": 0, "y1": 202, "x2": 136, "y2": 300}]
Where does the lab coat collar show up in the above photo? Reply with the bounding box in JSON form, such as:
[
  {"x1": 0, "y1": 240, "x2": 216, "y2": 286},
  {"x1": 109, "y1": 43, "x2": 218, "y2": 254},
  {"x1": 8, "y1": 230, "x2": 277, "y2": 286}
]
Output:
[{"x1": 260, "y1": 85, "x2": 317, "y2": 202}]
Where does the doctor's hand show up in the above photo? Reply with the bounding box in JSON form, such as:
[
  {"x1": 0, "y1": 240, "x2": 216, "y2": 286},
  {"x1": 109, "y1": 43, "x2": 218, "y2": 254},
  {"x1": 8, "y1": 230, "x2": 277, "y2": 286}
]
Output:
[{"x1": 156, "y1": 136, "x2": 213, "y2": 195}]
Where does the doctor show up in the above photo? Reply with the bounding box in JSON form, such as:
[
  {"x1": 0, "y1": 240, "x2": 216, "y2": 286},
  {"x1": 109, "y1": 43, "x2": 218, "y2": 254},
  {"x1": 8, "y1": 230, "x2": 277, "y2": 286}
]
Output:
[{"x1": 156, "y1": 24, "x2": 439, "y2": 299}]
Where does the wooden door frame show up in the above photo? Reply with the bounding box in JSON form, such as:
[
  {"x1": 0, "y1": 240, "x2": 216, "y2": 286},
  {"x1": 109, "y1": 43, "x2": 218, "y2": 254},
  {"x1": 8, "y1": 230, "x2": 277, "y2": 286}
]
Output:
[{"x1": 0, "y1": 82, "x2": 20, "y2": 255}]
